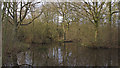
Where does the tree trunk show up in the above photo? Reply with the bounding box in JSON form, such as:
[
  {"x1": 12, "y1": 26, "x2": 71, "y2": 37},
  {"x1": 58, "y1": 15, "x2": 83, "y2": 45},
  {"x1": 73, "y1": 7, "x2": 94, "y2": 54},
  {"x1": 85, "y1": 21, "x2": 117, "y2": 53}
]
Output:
[
  {"x1": 95, "y1": 22, "x2": 98, "y2": 43},
  {"x1": 12, "y1": 2, "x2": 18, "y2": 41},
  {"x1": 118, "y1": 2, "x2": 120, "y2": 46},
  {"x1": 118, "y1": 1, "x2": 120, "y2": 66},
  {"x1": 0, "y1": 1, "x2": 2, "y2": 67},
  {"x1": 62, "y1": 13, "x2": 66, "y2": 40},
  {"x1": 109, "y1": 2, "x2": 112, "y2": 46},
  {"x1": 95, "y1": 26, "x2": 98, "y2": 42}
]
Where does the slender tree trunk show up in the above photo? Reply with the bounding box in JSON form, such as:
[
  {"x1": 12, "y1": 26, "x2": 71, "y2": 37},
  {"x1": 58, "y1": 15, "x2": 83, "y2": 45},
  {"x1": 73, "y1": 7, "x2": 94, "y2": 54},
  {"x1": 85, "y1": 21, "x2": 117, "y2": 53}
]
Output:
[
  {"x1": 118, "y1": 2, "x2": 120, "y2": 46},
  {"x1": 94, "y1": 2, "x2": 99, "y2": 43},
  {"x1": 109, "y1": 2, "x2": 112, "y2": 46},
  {"x1": 0, "y1": 1, "x2": 2, "y2": 67},
  {"x1": 13, "y1": 2, "x2": 18, "y2": 41},
  {"x1": 63, "y1": 13, "x2": 66, "y2": 40},
  {"x1": 95, "y1": 23, "x2": 98, "y2": 42},
  {"x1": 95, "y1": 27, "x2": 98, "y2": 42},
  {"x1": 108, "y1": 2, "x2": 112, "y2": 66}
]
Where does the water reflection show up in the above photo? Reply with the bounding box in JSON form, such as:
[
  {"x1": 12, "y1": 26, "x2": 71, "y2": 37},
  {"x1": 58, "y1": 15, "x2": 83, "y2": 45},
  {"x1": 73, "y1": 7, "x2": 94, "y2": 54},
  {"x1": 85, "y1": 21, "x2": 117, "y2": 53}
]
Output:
[
  {"x1": 3, "y1": 43, "x2": 118, "y2": 66},
  {"x1": 17, "y1": 51, "x2": 33, "y2": 65}
]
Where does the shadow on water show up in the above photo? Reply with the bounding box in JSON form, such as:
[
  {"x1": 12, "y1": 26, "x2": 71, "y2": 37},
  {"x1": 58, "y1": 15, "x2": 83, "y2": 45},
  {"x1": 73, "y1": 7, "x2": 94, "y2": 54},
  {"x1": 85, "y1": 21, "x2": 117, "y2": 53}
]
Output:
[{"x1": 2, "y1": 43, "x2": 118, "y2": 67}]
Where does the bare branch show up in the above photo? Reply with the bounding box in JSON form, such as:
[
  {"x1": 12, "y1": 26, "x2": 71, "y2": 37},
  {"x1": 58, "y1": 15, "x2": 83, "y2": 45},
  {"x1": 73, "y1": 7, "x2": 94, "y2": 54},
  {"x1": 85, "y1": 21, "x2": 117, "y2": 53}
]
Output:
[
  {"x1": 111, "y1": 11, "x2": 120, "y2": 15},
  {"x1": 21, "y1": 2, "x2": 32, "y2": 9},
  {"x1": 31, "y1": 2, "x2": 41, "y2": 6},
  {"x1": 18, "y1": 5, "x2": 29, "y2": 24},
  {"x1": 20, "y1": 10, "x2": 43, "y2": 26},
  {"x1": 20, "y1": 2, "x2": 22, "y2": 22},
  {"x1": 51, "y1": 3, "x2": 62, "y2": 15},
  {"x1": 7, "y1": 7, "x2": 14, "y2": 19},
  {"x1": 8, "y1": 19, "x2": 14, "y2": 25}
]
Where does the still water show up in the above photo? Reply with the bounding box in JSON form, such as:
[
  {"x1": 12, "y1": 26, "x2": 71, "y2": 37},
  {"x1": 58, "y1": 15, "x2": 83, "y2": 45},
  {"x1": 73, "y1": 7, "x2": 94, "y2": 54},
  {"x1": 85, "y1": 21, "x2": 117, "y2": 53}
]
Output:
[{"x1": 3, "y1": 43, "x2": 118, "y2": 66}]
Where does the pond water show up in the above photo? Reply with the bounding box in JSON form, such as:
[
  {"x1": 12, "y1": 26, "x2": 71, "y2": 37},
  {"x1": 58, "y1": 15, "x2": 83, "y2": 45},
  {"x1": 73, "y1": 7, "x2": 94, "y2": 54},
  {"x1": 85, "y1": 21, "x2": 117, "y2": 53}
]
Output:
[{"x1": 2, "y1": 43, "x2": 118, "y2": 66}]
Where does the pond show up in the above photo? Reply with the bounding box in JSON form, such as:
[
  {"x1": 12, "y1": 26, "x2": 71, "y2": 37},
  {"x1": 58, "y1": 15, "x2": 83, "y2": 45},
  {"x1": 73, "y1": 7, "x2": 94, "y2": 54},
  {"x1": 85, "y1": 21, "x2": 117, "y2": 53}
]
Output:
[{"x1": 2, "y1": 43, "x2": 118, "y2": 67}]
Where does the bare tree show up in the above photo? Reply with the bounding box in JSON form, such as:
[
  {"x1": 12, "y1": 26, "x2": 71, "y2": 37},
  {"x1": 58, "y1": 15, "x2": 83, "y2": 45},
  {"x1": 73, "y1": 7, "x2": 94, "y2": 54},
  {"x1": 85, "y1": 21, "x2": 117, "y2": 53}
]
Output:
[
  {"x1": 51, "y1": 2, "x2": 73, "y2": 40},
  {"x1": 2, "y1": 2, "x2": 43, "y2": 41},
  {"x1": 71, "y1": 2, "x2": 106, "y2": 42}
]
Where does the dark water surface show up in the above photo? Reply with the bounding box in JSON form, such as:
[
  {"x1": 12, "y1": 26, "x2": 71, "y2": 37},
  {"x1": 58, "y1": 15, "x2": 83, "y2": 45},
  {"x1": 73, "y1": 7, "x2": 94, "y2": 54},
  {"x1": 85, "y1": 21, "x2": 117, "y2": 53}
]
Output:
[{"x1": 3, "y1": 43, "x2": 118, "y2": 66}]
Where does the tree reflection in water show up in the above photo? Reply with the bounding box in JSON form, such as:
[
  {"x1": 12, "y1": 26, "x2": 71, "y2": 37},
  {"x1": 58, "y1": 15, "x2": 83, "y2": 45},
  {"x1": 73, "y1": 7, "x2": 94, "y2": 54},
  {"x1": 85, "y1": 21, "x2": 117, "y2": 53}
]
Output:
[{"x1": 2, "y1": 43, "x2": 118, "y2": 67}]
